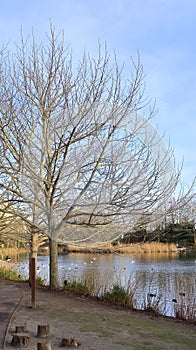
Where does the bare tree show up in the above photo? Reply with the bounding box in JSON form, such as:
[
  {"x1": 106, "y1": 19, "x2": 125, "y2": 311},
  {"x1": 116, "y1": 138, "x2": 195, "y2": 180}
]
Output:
[{"x1": 0, "y1": 26, "x2": 187, "y2": 289}]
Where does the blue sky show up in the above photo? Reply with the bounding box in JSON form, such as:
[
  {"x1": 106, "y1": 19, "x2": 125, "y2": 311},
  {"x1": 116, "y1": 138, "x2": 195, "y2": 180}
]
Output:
[{"x1": 0, "y1": 0, "x2": 195, "y2": 189}]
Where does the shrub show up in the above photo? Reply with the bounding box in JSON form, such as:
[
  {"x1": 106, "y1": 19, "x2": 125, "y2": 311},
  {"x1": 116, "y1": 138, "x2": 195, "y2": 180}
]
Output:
[
  {"x1": 37, "y1": 276, "x2": 45, "y2": 286},
  {"x1": 64, "y1": 280, "x2": 91, "y2": 296},
  {"x1": 101, "y1": 284, "x2": 134, "y2": 308}
]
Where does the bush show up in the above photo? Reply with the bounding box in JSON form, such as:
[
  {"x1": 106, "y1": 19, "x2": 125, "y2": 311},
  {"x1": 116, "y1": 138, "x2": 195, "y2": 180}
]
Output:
[
  {"x1": 102, "y1": 284, "x2": 134, "y2": 308},
  {"x1": 64, "y1": 280, "x2": 91, "y2": 296}
]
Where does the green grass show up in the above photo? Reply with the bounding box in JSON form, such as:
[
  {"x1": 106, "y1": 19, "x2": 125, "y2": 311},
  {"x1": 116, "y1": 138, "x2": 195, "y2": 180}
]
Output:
[{"x1": 0, "y1": 267, "x2": 20, "y2": 280}]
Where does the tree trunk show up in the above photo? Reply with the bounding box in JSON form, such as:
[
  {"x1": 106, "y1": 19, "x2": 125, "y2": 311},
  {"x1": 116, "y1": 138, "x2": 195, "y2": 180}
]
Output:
[{"x1": 49, "y1": 238, "x2": 58, "y2": 290}]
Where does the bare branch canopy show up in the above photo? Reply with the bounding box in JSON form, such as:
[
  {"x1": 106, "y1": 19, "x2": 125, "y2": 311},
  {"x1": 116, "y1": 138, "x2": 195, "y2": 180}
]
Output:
[{"x1": 0, "y1": 26, "x2": 194, "y2": 248}]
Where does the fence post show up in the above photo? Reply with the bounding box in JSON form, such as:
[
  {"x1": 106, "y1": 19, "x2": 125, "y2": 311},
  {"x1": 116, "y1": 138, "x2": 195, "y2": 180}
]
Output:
[{"x1": 31, "y1": 257, "x2": 36, "y2": 309}]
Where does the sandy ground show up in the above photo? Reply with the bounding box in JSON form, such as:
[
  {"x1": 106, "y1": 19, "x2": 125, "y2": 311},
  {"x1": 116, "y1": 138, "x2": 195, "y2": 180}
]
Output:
[{"x1": 2, "y1": 282, "x2": 196, "y2": 350}]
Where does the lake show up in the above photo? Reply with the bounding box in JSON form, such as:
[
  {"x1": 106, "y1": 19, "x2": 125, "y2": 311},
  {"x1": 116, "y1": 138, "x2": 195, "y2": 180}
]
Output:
[{"x1": 14, "y1": 251, "x2": 196, "y2": 318}]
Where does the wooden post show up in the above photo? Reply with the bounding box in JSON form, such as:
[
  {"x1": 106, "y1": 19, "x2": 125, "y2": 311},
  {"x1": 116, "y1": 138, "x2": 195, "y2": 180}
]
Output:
[
  {"x1": 31, "y1": 257, "x2": 36, "y2": 309},
  {"x1": 29, "y1": 227, "x2": 39, "y2": 286}
]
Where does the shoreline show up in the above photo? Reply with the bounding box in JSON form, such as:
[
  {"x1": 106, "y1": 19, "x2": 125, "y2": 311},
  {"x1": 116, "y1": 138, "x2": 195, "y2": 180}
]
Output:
[
  {"x1": 2, "y1": 280, "x2": 195, "y2": 349},
  {"x1": 1, "y1": 248, "x2": 195, "y2": 325}
]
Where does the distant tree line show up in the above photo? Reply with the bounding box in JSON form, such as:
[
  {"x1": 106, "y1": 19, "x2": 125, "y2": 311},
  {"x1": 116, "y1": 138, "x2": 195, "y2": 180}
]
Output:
[{"x1": 113, "y1": 221, "x2": 195, "y2": 247}]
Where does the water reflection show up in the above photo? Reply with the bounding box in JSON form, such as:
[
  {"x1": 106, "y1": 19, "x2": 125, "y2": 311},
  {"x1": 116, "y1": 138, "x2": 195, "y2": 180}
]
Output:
[{"x1": 14, "y1": 251, "x2": 196, "y2": 317}]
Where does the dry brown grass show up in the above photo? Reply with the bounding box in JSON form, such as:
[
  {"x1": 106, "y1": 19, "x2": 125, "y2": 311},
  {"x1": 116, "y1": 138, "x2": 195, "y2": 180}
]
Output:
[
  {"x1": 67, "y1": 242, "x2": 178, "y2": 254},
  {"x1": 0, "y1": 260, "x2": 15, "y2": 271},
  {"x1": 0, "y1": 242, "x2": 178, "y2": 260},
  {"x1": 0, "y1": 247, "x2": 28, "y2": 256}
]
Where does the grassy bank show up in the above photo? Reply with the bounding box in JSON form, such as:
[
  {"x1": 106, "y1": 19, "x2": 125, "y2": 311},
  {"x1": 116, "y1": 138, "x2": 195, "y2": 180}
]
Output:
[{"x1": 0, "y1": 259, "x2": 20, "y2": 280}]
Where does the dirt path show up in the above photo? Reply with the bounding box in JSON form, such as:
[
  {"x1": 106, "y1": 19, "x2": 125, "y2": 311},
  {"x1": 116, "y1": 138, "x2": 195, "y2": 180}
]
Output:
[
  {"x1": 0, "y1": 281, "x2": 24, "y2": 349},
  {"x1": 2, "y1": 281, "x2": 196, "y2": 350}
]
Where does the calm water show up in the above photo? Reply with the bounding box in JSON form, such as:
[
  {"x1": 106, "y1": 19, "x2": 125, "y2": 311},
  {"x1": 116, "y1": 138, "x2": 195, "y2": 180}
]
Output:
[{"x1": 14, "y1": 251, "x2": 196, "y2": 317}]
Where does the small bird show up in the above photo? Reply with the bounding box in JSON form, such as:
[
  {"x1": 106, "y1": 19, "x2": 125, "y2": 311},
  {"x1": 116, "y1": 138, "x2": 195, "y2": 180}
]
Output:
[{"x1": 6, "y1": 255, "x2": 11, "y2": 262}]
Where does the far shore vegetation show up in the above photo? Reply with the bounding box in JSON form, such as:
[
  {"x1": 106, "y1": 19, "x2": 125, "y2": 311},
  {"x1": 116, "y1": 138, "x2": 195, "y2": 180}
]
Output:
[{"x1": 1, "y1": 220, "x2": 195, "y2": 257}]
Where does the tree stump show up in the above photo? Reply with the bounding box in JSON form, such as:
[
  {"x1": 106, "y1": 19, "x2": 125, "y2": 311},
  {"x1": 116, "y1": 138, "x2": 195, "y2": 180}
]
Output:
[
  {"x1": 37, "y1": 324, "x2": 50, "y2": 338},
  {"x1": 37, "y1": 341, "x2": 52, "y2": 350},
  {"x1": 60, "y1": 338, "x2": 79, "y2": 347},
  {"x1": 15, "y1": 325, "x2": 27, "y2": 333},
  {"x1": 11, "y1": 334, "x2": 30, "y2": 347}
]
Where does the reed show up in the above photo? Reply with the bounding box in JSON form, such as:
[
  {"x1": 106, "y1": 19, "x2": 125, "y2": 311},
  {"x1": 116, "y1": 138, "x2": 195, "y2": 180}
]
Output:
[
  {"x1": 173, "y1": 299, "x2": 196, "y2": 323},
  {"x1": 60, "y1": 267, "x2": 195, "y2": 322},
  {"x1": 67, "y1": 242, "x2": 178, "y2": 254},
  {"x1": 116, "y1": 242, "x2": 177, "y2": 254},
  {"x1": 0, "y1": 247, "x2": 28, "y2": 256},
  {"x1": 172, "y1": 272, "x2": 196, "y2": 323},
  {"x1": 0, "y1": 260, "x2": 14, "y2": 271}
]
